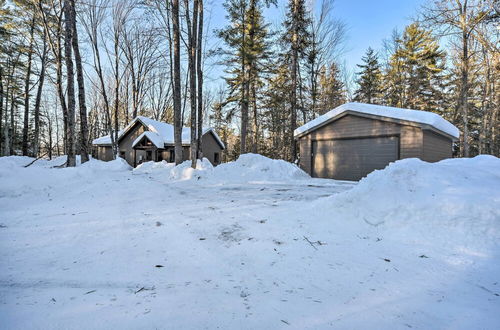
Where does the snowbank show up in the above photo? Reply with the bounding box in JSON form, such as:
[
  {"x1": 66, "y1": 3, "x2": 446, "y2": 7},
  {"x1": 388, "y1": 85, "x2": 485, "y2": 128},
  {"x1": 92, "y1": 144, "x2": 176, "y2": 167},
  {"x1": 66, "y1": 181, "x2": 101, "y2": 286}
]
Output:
[
  {"x1": 133, "y1": 158, "x2": 214, "y2": 180},
  {"x1": 316, "y1": 155, "x2": 500, "y2": 246},
  {"x1": 212, "y1": 153, "x2": 310, "y2": 182},
  {"x1": 132, "y1": 153, "x2": 309, "y2": 183}
]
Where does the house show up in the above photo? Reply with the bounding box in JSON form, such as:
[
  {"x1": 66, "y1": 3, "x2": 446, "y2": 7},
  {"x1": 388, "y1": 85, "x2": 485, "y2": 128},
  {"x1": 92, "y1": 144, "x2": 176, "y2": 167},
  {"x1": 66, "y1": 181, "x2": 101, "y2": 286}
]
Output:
[
  {"x1": 92, "y1": 116, "x2": 225, "y2": 167},
  {"x1": 294, "y1": 102, "x2": 459, "y2": 181}
]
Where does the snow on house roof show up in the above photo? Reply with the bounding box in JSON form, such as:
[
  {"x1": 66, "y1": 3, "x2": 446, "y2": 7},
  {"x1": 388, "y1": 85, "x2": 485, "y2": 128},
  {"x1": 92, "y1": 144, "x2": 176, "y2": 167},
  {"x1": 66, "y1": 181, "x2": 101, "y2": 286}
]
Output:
[
  {"x1": 294, "y1": 102, "x2": 460, "y2": 139},
  {"x1": 92, "y1": 130, "x2": 124, "y2": 145},
  {"x1": 132, "y1": 131, "x2": 165, "y2": 149},
  {"x1": 93, "y1": 116, "x2": 225, "y2": 149}
]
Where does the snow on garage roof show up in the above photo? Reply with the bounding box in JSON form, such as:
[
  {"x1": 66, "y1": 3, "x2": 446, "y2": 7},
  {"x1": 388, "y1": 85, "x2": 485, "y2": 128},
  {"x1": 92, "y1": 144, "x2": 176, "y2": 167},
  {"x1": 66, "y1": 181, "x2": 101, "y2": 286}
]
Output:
[
  {"x1": 93, "y1": 116, "x2": 225, "y2": 149},
  {"x1": 294, "y1": 102, "x2": 460, "y2": 139}
]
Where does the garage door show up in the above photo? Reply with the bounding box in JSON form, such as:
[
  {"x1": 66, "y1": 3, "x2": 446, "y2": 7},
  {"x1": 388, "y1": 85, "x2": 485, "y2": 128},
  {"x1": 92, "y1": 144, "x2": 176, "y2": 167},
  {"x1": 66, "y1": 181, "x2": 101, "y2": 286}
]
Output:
[{"x1": 312, "y1": 136, "x2": 399, "y2": 181}]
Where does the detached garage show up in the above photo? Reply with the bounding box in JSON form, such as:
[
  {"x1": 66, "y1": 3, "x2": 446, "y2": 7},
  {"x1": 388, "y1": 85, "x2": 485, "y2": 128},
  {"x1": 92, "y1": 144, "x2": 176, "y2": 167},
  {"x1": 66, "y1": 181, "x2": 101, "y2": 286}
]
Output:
[{"x1": 295, "y1": 102, "x2": 459, "y2": 181}]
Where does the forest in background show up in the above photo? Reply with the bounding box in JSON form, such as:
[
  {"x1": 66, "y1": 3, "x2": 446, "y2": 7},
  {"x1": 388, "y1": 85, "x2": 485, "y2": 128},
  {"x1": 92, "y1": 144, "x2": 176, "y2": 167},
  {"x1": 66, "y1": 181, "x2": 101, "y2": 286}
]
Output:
[{"x1": 0, "y1": 0, "x2": 498, "y2": 167}]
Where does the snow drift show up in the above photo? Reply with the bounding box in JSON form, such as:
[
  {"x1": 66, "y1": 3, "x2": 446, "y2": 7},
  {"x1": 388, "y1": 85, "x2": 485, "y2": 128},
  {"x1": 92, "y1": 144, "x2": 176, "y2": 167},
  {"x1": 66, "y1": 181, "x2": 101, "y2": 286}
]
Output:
[
  {"x1": 133, "y1": 153, "x2": 309, "y2": 183},
  {"x1": 315, "y1": 155, "x2": 500, "y2": 246}
]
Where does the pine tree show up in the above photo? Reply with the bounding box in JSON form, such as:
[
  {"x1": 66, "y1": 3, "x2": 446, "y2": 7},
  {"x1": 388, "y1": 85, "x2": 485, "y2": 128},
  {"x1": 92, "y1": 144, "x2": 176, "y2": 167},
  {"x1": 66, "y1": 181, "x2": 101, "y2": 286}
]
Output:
[
  {"x1": 317, "y1": 62, "x2": 346, "y2": 114},
  {"x1": 216, "y1": 0, "x2": 273, "y2": 154},
  {"x1": 282, "y1": 0, "x2": 311, "y2": 161},
  {"x1": 384, "y1": 23, "x2": 446, "y2": 110},
  {"x1": 354, "y1": 47, "x2": 383, "y2": 104}
]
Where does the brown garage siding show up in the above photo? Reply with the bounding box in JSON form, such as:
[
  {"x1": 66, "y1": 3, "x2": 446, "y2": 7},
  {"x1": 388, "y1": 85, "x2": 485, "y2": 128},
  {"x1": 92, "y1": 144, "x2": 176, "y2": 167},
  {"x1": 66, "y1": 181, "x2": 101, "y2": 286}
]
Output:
[
  {"x1": 422, "y1": 130, "x2": 452, "y2": 162},
  {"x1": 298, "y1": 114, "x2": 423, "y2": 175}
]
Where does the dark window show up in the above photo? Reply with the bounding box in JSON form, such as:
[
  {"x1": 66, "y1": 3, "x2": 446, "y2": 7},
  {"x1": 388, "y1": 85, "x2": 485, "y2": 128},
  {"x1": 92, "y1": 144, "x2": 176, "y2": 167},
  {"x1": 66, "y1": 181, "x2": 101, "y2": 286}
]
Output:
[
  {"x1": 158, "y1": 152, "x2": 163, "y2": 161},
  {"x1": 119, "y1": 151, "x2": 126, "y2": 159},
  {"x1": 146, "y1": 150, "x2": 152, "y2": 161},
  {"x1": 214, "y1": 152, "x2": 220, "y2": 164},
  {"x1": 169, "y1": 150, "x2": 175, "y2": 163}
]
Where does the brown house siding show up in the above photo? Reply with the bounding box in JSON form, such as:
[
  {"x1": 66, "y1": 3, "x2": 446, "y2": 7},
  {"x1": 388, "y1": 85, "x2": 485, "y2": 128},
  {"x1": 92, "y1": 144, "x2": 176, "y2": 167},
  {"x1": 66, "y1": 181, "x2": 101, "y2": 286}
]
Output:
[
  {"x1": 201, "y1": 132, "x2": 223, "y2": 165},
  {"x1": 422, "y1": 130, "x2": 452, "y2": 162},
  {"x1": 119, "y1": 121, "x2": 147, "y2": 166},
  {"x1": 94, "y1": 120, "x2": 224, "y2": 166},
  {"x1": 97, "y1": 146, "x2": 113, "y2": 161}
]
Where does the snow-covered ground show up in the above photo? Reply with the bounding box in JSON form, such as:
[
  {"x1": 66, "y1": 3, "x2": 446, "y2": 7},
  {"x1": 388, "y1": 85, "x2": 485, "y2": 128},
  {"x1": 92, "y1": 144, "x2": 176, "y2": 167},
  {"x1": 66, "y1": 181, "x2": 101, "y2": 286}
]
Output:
[{"x1": 0, "y1": 154, "x2": 499, "y2": 329}]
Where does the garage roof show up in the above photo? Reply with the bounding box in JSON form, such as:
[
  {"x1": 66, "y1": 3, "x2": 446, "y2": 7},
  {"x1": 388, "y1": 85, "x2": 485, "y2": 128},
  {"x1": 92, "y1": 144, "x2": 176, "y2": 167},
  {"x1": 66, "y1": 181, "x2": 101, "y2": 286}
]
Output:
[{"x1": 294, "y1": 102, "x2": 460, "y2": 139}]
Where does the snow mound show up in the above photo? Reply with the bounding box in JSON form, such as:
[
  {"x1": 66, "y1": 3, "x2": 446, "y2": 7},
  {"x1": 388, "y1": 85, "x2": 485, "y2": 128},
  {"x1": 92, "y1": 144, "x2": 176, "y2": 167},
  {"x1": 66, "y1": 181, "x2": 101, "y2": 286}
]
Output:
[
  {"x1": 132, "y1": 154, "x2": 309, "y2": 183},
  {"x1": 212, "y1": 153, "x2": 309, "y2": 183},
  {"x1": 317, "y1": 156, "x2": 500, "y2": 246},
  {"x1": 78, "y1": 157, "x2": 132, "y2": 172},
  {"x1": 133, "y1": 159, "x2": 214, "y2": 180},
  {"x1": 133, "y1": 160, "x2": 175, "y2": 174},
  {"x1": 169, "y1": 158, "x2": 214, "y2": 180}
]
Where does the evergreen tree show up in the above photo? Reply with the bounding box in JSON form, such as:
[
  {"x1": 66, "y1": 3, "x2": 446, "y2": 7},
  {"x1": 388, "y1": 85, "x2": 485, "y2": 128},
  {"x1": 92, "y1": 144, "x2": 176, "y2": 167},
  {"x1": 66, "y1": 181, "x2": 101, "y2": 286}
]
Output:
[
  {"x1": 282, "y1": 0, "x2": 310, "y2": 161},
  {"x1": 317, "y1": 62, "x2": 346, "y2": 114},
  {"x1": 216, "y1": 0, "x2": 274, "y2": 154},
  {"x1": 384, "y1": 23, "x2": 446, "y2": 110},
  {"x1": 354, "y1": 47, "x2": 383, "y2": 104}
]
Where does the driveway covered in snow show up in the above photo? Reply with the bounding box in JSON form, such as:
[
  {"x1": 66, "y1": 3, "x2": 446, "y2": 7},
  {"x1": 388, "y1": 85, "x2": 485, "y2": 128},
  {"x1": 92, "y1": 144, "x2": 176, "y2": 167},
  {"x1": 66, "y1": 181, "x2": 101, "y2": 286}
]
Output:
[{"x1": 0, "y1": 155, "x2": 499, "y2": 329}]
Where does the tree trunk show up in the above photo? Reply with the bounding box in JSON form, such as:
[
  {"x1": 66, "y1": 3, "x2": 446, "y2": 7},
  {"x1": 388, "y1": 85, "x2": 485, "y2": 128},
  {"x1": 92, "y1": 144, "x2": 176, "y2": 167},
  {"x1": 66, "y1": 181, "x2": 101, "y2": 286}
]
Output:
[
  {"x1": 56, "y1": 24, "x2": 69, "y2": 155},
  {"x1": 22, "y1": 16, "x2": 36, "y2": 156},
  {"x1": 186, "y1": 0, "x2": 198, "y2": 168},
  {"x1": 252, "y1": 81, "x2": 258, "y2": 153},
  {"x1": 172, "y1": 0, "x2": 183, "y2": 165},
  {"x1": 0, "y1": 66, "x2": 3, "y2": 154},
  {"x1": 113, "y1": 19, "x2": 120, "y2": 158},
  {"x1": 196, "y1": 0, "x2": 204, "y2": 160},
  {"x1": 459, "y1": 26, "x2": 470, "y2": 157},
  {"x1": 9, "y1": 90, "x2": 15, "y2": 155},
  {"x1": 290, "y1": 0, "x2": 299, "y2": 161},
  {"x1": 64, "y1": 0, "x2": 76, "y2": 167},
  {"x1": 70, "y1": 0, "x2": 89, "y2": 163},
  {"x1": 240, "y1": 5, "x2": 248, "y2": 154},
  {"x1": 33, "y1": 30, "x2": 48, "y2": 157}
]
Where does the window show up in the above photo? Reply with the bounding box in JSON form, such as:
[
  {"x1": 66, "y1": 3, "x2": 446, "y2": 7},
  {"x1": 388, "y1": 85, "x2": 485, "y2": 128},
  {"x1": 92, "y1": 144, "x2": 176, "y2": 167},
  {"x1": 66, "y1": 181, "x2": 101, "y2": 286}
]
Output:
[
  {"x1": 214, "y1": 152, "x2": 220, "y2": 164},
  {"x1": 158, "y1": 152, "x2": 163, "y2": 161},
  {"x1": 169, "y1": 150, "x2": 175, "y2": 163},
  {"x1": 146, "y1": 150, "x2": 152, "y2": 161},
  {"x1": 119, "y1": 151, "x2": 126, "y2": 159}
]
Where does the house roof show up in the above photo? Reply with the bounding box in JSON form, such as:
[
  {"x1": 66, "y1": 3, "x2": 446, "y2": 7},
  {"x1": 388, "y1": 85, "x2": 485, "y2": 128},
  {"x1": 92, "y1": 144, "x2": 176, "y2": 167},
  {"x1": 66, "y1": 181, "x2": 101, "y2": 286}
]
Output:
[
  {"x1": 294, "y1": 102, "x2": 460, "y2": 139},
  {"x1": 91, "y1": 130, "x2": 123, "y2": 146},
  {"x1": 93, "y1": 116, "x2": 225, "y2": 149},
  {"x1": 132, "y1": 131, "x2": 165, "y2": 149}
]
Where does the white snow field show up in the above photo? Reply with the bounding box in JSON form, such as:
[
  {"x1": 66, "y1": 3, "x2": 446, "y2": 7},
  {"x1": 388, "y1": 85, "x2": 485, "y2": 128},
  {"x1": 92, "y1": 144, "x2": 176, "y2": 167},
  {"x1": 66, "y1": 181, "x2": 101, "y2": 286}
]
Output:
[{"x1": 0, "y1": 154, "x2": 499, "y2": 329}]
